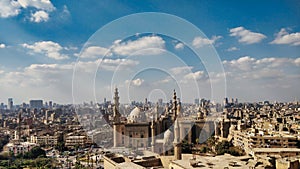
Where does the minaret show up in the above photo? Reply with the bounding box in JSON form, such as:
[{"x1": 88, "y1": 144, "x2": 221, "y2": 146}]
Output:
[
  {"x1": 172, "y1": 90, "x2": 178, "y2": 120},
  {"x1": 173, "y1": 119, "x2": 182, "y2": 160},
  {"x1": 151, "y1": 119, "x2": 155, "y2": 152},
  {"x1": 197, "y1": 106, "x2": 204, "y2": 120},
  {"x1": 144, "y1": 98, "x2": 148, "y2": 110},
  {"x1": 165, "y1": 103, "x2": 169, "y2": 116},
  {"x1": 113, "y1": 87, "x2": 120, "y2": 123},
  {"x1": 155, "y1": 102, "x2": 159, "y2": 120},
  {"x1": 113, "y1": 87, "x2": 120, "y2": 147},
  {"x1": 176, "y1": 99, "x2": 181, "y2": 118}
]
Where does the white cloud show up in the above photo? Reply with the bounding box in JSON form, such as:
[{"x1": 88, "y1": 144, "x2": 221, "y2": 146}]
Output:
[
  {"x1": 0, "y1": 0, "x2": 55, "y2": 20},
  {"x1": 229, "y1": 27, "x2": 266, "y2": 44},
  {"x1": 270, "y1": 28, "x2": 300, "y2": 46},
  {"x1": 174, "y1": 43, "x2": 184, "y2": 50},
  {"x1": 0, "y1": 0, "x2": 21, "y2": 18},
  {"x1": 132, "y1": 78, "x2": 144, "y2": 86},
  {"x1": 223, "y1": 56, "x2": 300, "y2": 78},
  {"x1": 0, "y1": 62, "x2": 75, "y2": 103},
  {"x1": 295, "y1": 58, "x2": 300, "y2": 66},
  {"x1": 77, "y1": 35, "x2": 167, "y2": 59},
  {"x1": 125, "y1": 78, "x2": 144, "y2": 87},
  {"x1": 170, "y1": 66, "x2": 193, "y2": 75},
  {"x1": 184, "y1": 71, "x2": 206, "y2": 81},
  {"x1": 59, "y1": 5, "x2": 70, "y2": 19},
  {"x1": 0, "y1": 44, "x2": 6, "y2": 48},
  {"x1": 26, "y1": 63, "x2": 72, "y2": 71},
  {"x1": 30, "y1": 10, "x2": 49, "y2": 22},
  {"x1": 156, "y1": 76, "x2": 173, "y2": 84},
  {"x1": 223, "y1": 56, "x2": 256, "y2": 71},
  {"x1": 62, "y1": 5, "x2": 70, "y2": 15},
  {"x1": 112, "y1": 36, "x2": 165, "y2": 56},
  {"x1": 22, "y1": 41, "x2": 69, "y2": 60},
  {"x1": 192, "y1": 35, "x2": 221, "y2": 48},
  {"x1": 98, "y1": 58, "x2": 139, "y2": 71},
  {"x1": 18, "y1": 0, "x2": 55, "y2": 11},
  {"x1": 221, "y1": 56, "x2": 300, "y2": 102},
  {"x1": 73, "y1": 58, "x2": 139, "y2": 72},
  {"x1": 227, "y1": 46, "x2": 239, "y2": 51},
  {"x1": 0, "y1": 57, "x2": 140, "y2": 103},
  {"x1": 76, "y1": 46, "x2": 110, "y2": 58}
]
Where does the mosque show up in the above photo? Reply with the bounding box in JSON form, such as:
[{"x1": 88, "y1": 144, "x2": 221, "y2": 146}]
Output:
[{"x1": 111, "y1": 88, "x2": 216, "y2": 160}]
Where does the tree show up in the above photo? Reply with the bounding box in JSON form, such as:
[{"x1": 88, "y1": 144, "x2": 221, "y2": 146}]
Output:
[
  {"x1": 23, "y1": 147, "x2": 46, "y2": 159},
  {"x1": 55, "y1": 141, "x2": 66, "y2": 152},
  {"x1": 199, "y1": 146, "x2": 209, "y2": 153},
  {"x1": 195, "y1": 138, "x2": 199, "y2": 145},
  {"x1": 207, "y1": 136, "x2": 216, "y2": 147},
  {"x1": 0, "y1": 135, "x2": 9, "y2": 151},
  {"x1": 215, "y1": 141, "x2": 231, "y2": 155},
  {"x1": 214, "y1": 141, "x2": 244, "y2": 156},
  {"x1": 182, "y1": 140, "x2": 192, "y2": 153}
]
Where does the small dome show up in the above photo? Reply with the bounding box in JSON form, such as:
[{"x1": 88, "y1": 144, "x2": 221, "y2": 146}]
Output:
[
  {"x1": 128, "y1": 107, "x2": 146, "y2": 123},
  {"x1": 130, "y1": 107, "x2": 141, "y2": 117},
  {"x1": 163, "y1": 129, "x2": 173, "y2": 145}
]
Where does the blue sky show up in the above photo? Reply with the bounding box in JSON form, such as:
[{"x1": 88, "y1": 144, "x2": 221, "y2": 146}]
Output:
[{"x1": 0, "y1": 0, "x2": 300, "y2": 104}]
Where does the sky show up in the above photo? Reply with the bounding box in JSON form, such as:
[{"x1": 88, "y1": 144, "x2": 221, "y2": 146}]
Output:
[{"x1": 0, "y1": 0, "x2": 300, "y2": 104}]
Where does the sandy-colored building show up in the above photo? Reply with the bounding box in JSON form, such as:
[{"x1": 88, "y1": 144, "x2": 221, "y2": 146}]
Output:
[{"x1": 112, "y1": 88, "x2": 215, "y2": 157}]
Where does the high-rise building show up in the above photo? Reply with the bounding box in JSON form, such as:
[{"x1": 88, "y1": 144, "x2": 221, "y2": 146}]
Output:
[
  {"x1": 29, "y1": 100, "x2": 43, "y2": 109},
  {"x1": 49, "y1": 101, "x2": 53, "y2": 109},
  {"x1": 21, "y1": 102, "x2": 27, "y2": 108},
  {"x1": 223, "y1": 98, "x2": 229, "y2": 106},
  {"x1": 158, "y1": 98, "x2": 163, "y2": 106},
  {"x1": 44, "y1": 102, "x2": 48, "y2": 108},
  {"x1": 194, "y1": 98, "x2": 200, "y2": 105},
  {"x1": 8, "y1": 98, "x2": 13, "y2": 110},
  {"x1": 0, "y1": 103, "x2": 4, "y2": 109}
]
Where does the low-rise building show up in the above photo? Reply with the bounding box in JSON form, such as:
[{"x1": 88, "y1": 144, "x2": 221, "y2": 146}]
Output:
[
  {"x1": 230, "y1": 128, "x2": 299, "y2": 156},
  {"x1": 65, "y1": 135, "x2": 91, "y2": 148},
  {"x1": 30, "y1": 134, "x2": 58, "y2": 147},
  {"x1": 3, "y1": 142, "x2": 38, "y2": 155}
]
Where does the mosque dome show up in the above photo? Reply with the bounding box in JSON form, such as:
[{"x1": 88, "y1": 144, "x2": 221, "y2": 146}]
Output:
[
  {"x1": 128, "y1": 107, "x2": 146, "y2": 123},
  {"x1": 163, "y1": 129, "x2": 174, "y2": 145}
]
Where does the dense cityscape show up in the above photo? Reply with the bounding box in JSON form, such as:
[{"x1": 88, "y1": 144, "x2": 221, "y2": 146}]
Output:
[
  {"x1": 1, "y1": 1, "x2": 299, "y2": 169},
  {"x1": 0, "y1": 88, "x2": 300, "y2": 168}
]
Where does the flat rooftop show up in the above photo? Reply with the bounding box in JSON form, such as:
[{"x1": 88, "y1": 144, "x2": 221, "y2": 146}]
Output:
[
  {"x1": 170, "y1": 154, "x2": 266, "y2": 169},
  {"x1": 252, "y1": 148, "x2": 300, "y2": 153}
]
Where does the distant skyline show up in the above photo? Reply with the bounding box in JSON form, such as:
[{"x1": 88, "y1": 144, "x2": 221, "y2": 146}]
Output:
[{"x1": 0, "y1": 0, "x2": 300, "y2": 104}]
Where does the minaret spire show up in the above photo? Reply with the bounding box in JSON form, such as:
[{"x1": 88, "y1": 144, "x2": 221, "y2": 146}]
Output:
[
  {"x1": 113, "y1": 87, "x2": 120, "y2": 123},
  {"x1": 155, "y1": 102, "x2": 159, "y2": 120},
  {"x1": 113, "y1": 87, "x2": 120, "y2": 147},
  {"x1": 173, "y1": 119, "x2": 182, "y2": 160},
  {"x1": 172, "y1": 89, "x2": 178, "y2": 120},
  {"x1": 151, "y1": 118, "x2": 155, "y2": 152}
]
